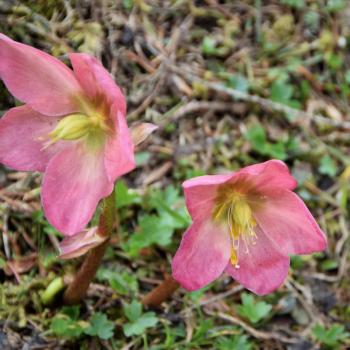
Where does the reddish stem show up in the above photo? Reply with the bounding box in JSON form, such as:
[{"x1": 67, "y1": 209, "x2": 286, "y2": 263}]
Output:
[
  {"x1": 63, "y1": 189, "x2": 115, "y2": 305},
  {"x1": 142, "y1": 275, "x2": 180, "y2": 307}
]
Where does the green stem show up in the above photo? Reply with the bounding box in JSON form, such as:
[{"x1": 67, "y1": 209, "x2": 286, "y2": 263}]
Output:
[
  {"x1": 41, "y1": 277, "x2": 65, "y2": 305},
  {"x1": 63, "y1": 188, "x2": 115, "y2": 305}
]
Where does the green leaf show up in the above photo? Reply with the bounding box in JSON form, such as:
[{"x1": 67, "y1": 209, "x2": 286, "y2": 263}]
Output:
[
  {"x1": 319, "y1": 155, "x2": 337, "y2": 176},
  {"x1": 147, "y1": 186, "x2": 190, "y2": 228},
  {"x1": 109, "y1": 273, "x2": 139, "y2": 295},
  {"x1": 135, "y1": 151, "x2": 151, "y2": 166},
  {"x1": 84, "y1": 312, "x2": 114, "y2": 340},
  {"x1": 345, "y1": 70, "x2": 350, "y2": 85},
  {"x1": 304, "y1": 11, "x2": 320, "y2": 31},
  {"x1": 192, "y1": 318, "x2": 214, "y2": 342},
  {"x1": 312, "y1": 324, "x2": 349, "y2": 347},
  {"x1": 123, "y1": 312, "x2": 158, "y2": 337},
  {"x1": 0, "y1": 258, "x2": 6, "y2": 269},
  {"x1": 281, "y1": 0, "x2": 305, "y2": 9},
  {"x1": 123, "y1": 305, "x2": 158, "y2": 337},
  {"x1": 271, "y1": 80, "x2": 293, "y2": 104},
  {"x1": 125, "y1": 214, "x2": 173, "y2": 255},
  {"x1": 124, "y1": 186, "x2": 190, "y2": 256},
  {"x1": 265, "y1": 142, "x2": 287, "y2": 160},
  {"x1": 320, "y1": 259, "x2": 338, "y2": 271},
  {"x1": 325, "y1": 52, "x2": 343, "y2": 70},
  {"x1": 119, "y1": 185, "x2": 191, "y2": 256},
  {"x1": 61, "y1": 305, "x2": 81, "y2": 321},
  {"x1": 50, "y1": 316, "x2": 84, "y2": 338},
  {"x1": 202, "y1": 37, "x2": 218, "y2": 55},
  {"x1": 270, "y1": 79, "x2": 301, "y2": 109},
  {"x1": 226, "y1": 74, "x2": 250, "y2": 93},
  {"x1": 98, "y1": 268, "x2": 139, "y2": 295},
  {"x1": 123, "y1": 0, "x2": 134, "y2": 11},
  {"x1": 245, "y1": 125, "x2": 290, "y2": 160},
  {"x1": 326, "y1": 0, "x2": 346, "y2": 13},
  {"x1": 216, "y1": 334, "x2": 253, "y2": 350},
  {"x1": 124, "y1": 300, "x2": 142, "y2": 322},
  {"x1": 237, "y1": 293, "x2": 272, "y2": 324},
  {"x1": 115, "y1": 180, "x2": 141, "y2": 209},
  {"x1": 245, "y1": 125, "x2": 267, "y2": 152}
]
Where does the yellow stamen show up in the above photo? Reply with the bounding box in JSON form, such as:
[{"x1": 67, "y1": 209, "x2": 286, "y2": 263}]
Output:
[
  {"x1": 212, "y1": 185, "x2": 257, "y2": 268},
  {"x1": 43, "y1": 111, "x2": 111, "y2": 149},
  {"x1": 48, "y1": 114, "x2": 93, "y2": 142}
]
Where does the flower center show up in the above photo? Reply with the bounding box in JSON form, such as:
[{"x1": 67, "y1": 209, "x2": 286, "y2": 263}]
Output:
[
  {"x1": 212, "y1": 185, "x2": 257, "y2": 269},
  {"x1": 43, "y1": 111, "x2": 111, "y2": 150}
]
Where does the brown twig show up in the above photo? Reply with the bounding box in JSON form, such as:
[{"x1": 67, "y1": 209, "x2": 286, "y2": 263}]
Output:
[{"x1": 205, "y1": 309, "x2": 298, "y2": 344}]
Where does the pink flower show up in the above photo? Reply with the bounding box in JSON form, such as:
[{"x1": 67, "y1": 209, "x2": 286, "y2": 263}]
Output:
[
  {"x1": 0, "y1": 34, "x2": 155, "y2": 235},
  {"x1": 172, "y1": 160, "x2": 327, "y2": 295},
  {"x1": 58, "y1": 227, "x2": 107, "y2": 260}
]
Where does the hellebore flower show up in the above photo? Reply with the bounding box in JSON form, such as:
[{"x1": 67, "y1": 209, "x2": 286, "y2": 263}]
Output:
[
  {"x1": 172, "y1": 160, "x2": 327, "y2": 295},
  {"x1": 0, "y1": 34, "x2": 155, "y2": 234},
  {"x1": 56, "y1": 123, "x2": 158, "y2": 259}
]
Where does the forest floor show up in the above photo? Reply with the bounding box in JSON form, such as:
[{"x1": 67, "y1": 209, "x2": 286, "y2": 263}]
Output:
[{"x1": 0, "y1": 0, "x2": 349, "y2": 349}]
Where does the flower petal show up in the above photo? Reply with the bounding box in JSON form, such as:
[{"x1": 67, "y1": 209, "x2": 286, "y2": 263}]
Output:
[
  {"x1": 182, "y1": 160, "x2": 297, "y2": 221},
  {"x1": 42, "y1": 143, "x2": 113, "y2": 235},
  {"x1": 183, "y1": 173, "x2": 233, "y2": 220},
  {"x1": 130, "y1": 123, "x2": 158, "y2": 147},
  {"x1": 104, "y1": 107, "x2": 135, "y2": 183},
  {"x1": 0, "y1": 105, "x2": 63, "y2": 171},
  {"x1": 239, "y1": 160, "x2": 297, "y2": 191},
  {"x1": 253, "y1": 188, "x2": 327, "y2": 255},
  {"x1": 172, "y1": 219, "x2": 231, "y2": 291},
  {"x1": 59, "y1": 227, "x2": 107, "y2": 259},
  {"x1": 69, "y1": 53, "x2": 126, "y2": 115},
  {"x1": 226, "y1": 226, "x2": 290, "y2": 295},
  {"x1": 0, "y1": 34, "x2": 82, "y2": 116},
  {"x1": 183, "y1": 173, "x2": 233, "y2": 188}
]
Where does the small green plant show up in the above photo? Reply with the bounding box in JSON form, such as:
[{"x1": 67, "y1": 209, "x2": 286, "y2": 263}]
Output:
[
  {"x1": 115, "y1": 180, "x2": 142, "y2": 209},
  {"x1": 270, "y1": 79, "x2": 301, "y2": 109},
  {"x1": 237, "y1": 293, "x2": 272, "y2": 324},
  {"x1": 226, "y1": 74, "x2": 250, "y2": 93},
  {"x1": 121, "y1": 185, "x2": 190, "y2": 256},
  {"x1": 50, "y1": 308, "x2": 114, "y2": 340},
  {"x1": 201, "y1": 37, "x2": 228, "y2": 56},
  {"x1": 319, "y1": 155, "x2": 337, "y2": 176},
  {"x1": 50, "y1": 315, "x2": 86, "y2": 339},
  {"x1": 215, "y1": 334, "x2": 253, "y2": 350},
  {"x1": 312, "y1": 324, "x2": 349, "y2": 348},
  {"x1": 280, "y1": 0, "x2": 305, "y2": 9},
  {"x1": 123, "y1": 300, "x2": 158, "y2": 337},
  {"x1": 97, "y1": 268, "x2": 139, "y2": 296},
  {"x1": 84, "y1": 312, "x2": 114, "y2": 340},
  {"x1": 245, "y1": 124, "x2": 298, "y2": 160},
  {"x1": 50, "y1": 306, "x2": 86, "y2": 339},
  {"x1": 325, "y1": 0, "x2": 346, "y2": 13}
]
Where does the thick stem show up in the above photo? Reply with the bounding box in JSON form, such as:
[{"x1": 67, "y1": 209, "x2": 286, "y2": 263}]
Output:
[
  {"x1": 63, "y1": 188, "x2": 115, "y2": 305},
  {"x1": 142, "y1": 275, "x2": 180, "y2": 307}
]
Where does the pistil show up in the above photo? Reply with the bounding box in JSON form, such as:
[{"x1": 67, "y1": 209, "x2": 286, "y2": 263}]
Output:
[{"x1": 213, "y1": 185, "x2": 258, "y2": 268}]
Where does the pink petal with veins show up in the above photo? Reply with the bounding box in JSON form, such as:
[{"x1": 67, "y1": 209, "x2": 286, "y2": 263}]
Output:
[
  {"x1": 42, "y1": 143, "x2": 113, "y2": 235},
  {"x1": 0, "y1": 34, "x2": 82, "y2": 116},
  {"x1": 172, "y1": 219, "x2": 231, "y2": 291},
  {"x1": 0, "y1": 105, "x2": 63, "y2": 171},
  {"x1": 59, "y1": 227, "x2": 107, "y2": 259}
]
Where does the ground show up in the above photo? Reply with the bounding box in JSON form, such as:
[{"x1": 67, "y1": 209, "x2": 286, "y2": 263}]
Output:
[{"x1": 0, "y1": 0, "x2": 349, "y2": 349}]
